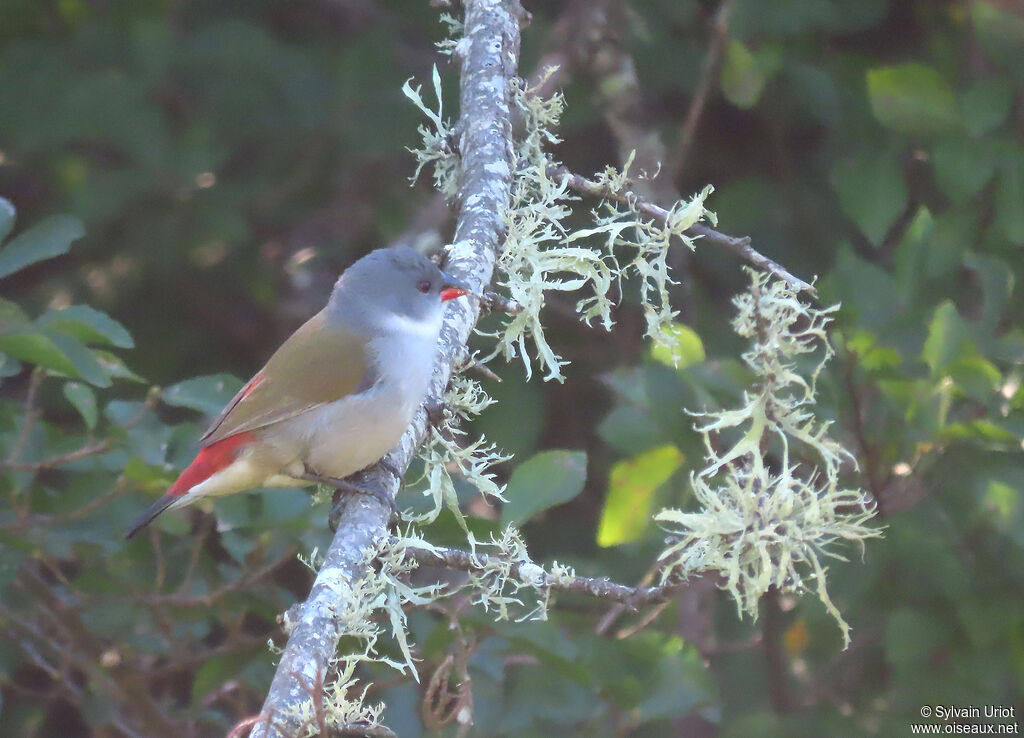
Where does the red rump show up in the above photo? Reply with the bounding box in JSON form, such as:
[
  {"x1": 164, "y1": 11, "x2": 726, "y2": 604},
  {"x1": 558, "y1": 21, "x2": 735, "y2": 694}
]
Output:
[{"x1": 168, "y1": 432, "x2": 253, "y2": 497}]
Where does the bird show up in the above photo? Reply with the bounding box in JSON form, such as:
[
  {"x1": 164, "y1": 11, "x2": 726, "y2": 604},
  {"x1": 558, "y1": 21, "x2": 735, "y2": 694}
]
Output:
[{"x1": 124, "y1": 246, "x2": 471, "y2": 539}]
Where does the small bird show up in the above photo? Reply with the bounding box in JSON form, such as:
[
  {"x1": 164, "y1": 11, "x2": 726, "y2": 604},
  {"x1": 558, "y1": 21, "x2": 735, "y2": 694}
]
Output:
[{"x1": 125, "y1": 246, "x2": 471, "y2": 539}]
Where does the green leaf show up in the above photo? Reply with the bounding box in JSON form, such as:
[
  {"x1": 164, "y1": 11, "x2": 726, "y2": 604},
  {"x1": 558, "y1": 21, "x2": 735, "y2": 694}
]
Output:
[
  {"x1": 720, "y1": 40, "x2": 765, "y2": 109},
  {"x1": 972, "y1": 2, "x2": 1024, "y2": 73},
  {"x1": 0, "y1": 328, "x2": 78, "y2": 376},
  {"x1": 162, "y1": 373, "x2": 243, "y2": 415},
  {"x1": 995, "y1": 147, "x2": 1024, "y2": 245},
  {"x1": 92, "y1": 349, "x2": 146, "y2": 383},
  {"x1": 37, "y1": 305, "x2": 133, "y2": 348},
  {"x1": 0, "y1": 197, "x2": 15, "y2": 243},
  {"x1": 885, "y1": 608, "x2": 949, "y2": 665},
  {"x1": 44, "y1": 331, "x2": 111, "y2": 387},
  {"x1": 948, "y1": 354, "x2": 1002, "y2": 400},
  {"x1": 830, "y1": 153, "x2": 907, "y2": 245},
  {"x1": 782, "y1": 62, "x2": 839, "y2": 125},
  {"x1": 649, "y1": 322, "x2": 705, "y2": 369},
  {"x1": 499, "y1": 621, "x2": 592, "y2": 685},
  {"x1": 940, "y1": 419, "x2": 1018, "y2": 445},
  {"x1": 928, "y1": 209, "x2": 976, "y2": 280},
  {"x1": 922, "y1": 301, "x2": 971, "y2": 376},
  {"x1": 964, "y1": 254, "x2": 1014, "y2": 328},
  {"x1": 981, "y1": 480, "x2": 1021, "y2": 529},
  {"x1": 63, "y1": 381, "x2": 98, "y2": 429},
  {"x1": 845, "y1": 331, "x2": 902, "y2": 372},
  {"x1": 0, "y1": 297, "x2": 30, "y2": 328},
  {"x1": 502, "y1": 450, "x2": 587, "y2": 527},
  {"x1": 598, "y1": 405, "x2": 666, "y2": 456},
  {"x1": 0, "y1": 353, "x2": 22, "y2": 378},
  {"x1": 866, "y1": 63, "x2": 959, "y2": 135},
  {"x1": 474, "y1": 369, "x2": 546, "y2": 457},
  {"x1": 597, "y1": 445, "x2": 683, "y2": 547},
  {"x1": 961, "y1": 78, "x2": 1013, "y2": 137},
  {"x1": 932, "y1": 138, "x2": 997, "y2": 205},
  {"x1": 191, "y1": 649, "x2": 262, "y2": 706},
  {"x1": 122, "y1": 457, "x2": 172, "y2": 488},
  {"x1": 0, "y1": 214, "x2": 85, "y2": 280}
]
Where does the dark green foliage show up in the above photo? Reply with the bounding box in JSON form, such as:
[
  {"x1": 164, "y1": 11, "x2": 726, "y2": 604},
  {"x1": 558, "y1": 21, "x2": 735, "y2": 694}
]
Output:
[{"x1": 1, "y1": 1, "x2": 1022, "y2": 736}]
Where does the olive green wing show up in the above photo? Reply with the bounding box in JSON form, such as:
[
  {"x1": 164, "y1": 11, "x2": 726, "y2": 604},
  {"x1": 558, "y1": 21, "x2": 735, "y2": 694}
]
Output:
[{"x1": 199, "y1": 310, "x2": 373, "y2": 447}]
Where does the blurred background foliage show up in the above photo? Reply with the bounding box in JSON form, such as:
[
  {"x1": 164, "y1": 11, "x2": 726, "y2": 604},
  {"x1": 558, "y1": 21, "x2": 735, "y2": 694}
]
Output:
[{"x1": 0, "y1": 0, "x2": 1022, "y2": 736}]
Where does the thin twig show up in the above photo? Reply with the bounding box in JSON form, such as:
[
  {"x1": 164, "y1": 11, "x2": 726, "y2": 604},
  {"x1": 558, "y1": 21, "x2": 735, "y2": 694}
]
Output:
[
  {"x1": 7, "y1": 367, "x2": 44, "y2": 466},
  {"x1": 841, "y1": 343, "x2": 885, "y2": 514},
  {"x1": 594, "y1": 561, "x2": 658, "y2": 636},
  {"x1": 0, "y1": 385, "x2": 159, "y2": 472},
  {"x1": 396, "y1": 539, "x2": 686, "y2": 609},
  {"x1": 479, "y1": 290, "x2": 522, "y2": 315},
  {"x1": 762, "y1": 587, "x2": 793, "y2": 713},
  {"x1": 667, "y1": 0, "x2": 734, "y2": 182},
  {"x1": 227, "y1": 716, "x2": 268, "y2": 738},
  {"x1": 550, "y1": 164, "x2": 817, "y2": 296},
  {"x1": 145, "y1": 552, "x2": 293, "y2": 608},
  {"x1": 0, "y1": 440, "x2": 113, "y2": 471},
  {"x1": 8, "y1": 570, "x2": 180, "y2": 738}
]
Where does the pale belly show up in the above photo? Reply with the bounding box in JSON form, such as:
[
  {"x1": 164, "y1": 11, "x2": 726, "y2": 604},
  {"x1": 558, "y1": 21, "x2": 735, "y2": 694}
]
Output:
[{"x1": 293, "y1": 385, "x2": 416, "y2": 478}]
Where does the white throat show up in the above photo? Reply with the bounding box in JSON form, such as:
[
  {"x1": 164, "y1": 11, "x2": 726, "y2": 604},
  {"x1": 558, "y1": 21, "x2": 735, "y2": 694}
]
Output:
[
  {"x1": 382, "y1": 312, "x2": 443, "y2": 339},
  {"x1": 368, "y1": 308, "x2": 443, "y2": 408}
]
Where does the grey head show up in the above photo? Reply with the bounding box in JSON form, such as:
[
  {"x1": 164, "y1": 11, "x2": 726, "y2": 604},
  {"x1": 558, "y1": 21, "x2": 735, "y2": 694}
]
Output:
[{"x1": 327, "y1": 246, "x2": 470, "y2": 334}]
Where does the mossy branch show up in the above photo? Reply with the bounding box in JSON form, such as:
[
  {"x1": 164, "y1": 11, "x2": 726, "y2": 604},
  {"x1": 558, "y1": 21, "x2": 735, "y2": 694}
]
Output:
[
  {"x1": 549, "y1": 164, "x2": 817, "y2": 297},
  {"x1": 250, "y1": 1, "x2": 524, "y2": 735}
]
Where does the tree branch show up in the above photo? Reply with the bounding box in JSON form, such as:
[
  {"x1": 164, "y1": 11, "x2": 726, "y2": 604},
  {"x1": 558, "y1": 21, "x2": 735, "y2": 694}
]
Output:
[
  {"x1": 398, "y1": 538, "x2": 686, "y2": 609},
  {"x1": 250, "y1": 2, "x2": 523, "y2": 735},
  {"x1": 666, "y1": 0, "x2": 734, "y2": 183},
  {"x1": 550, "y1": 164, "x2": 817, "y2": 296}
]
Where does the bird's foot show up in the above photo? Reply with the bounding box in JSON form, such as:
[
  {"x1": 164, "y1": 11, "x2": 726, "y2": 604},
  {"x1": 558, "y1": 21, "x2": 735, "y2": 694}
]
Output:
[
  {"x1": 299, "y1": 467, "x2": 399, "y2": 532},
  {"x1": 377, "y1": 456, "x2": 403, "y2": 483},
  {"x1": 424, "y1": 399, "x2": 452, "y2": 429}
]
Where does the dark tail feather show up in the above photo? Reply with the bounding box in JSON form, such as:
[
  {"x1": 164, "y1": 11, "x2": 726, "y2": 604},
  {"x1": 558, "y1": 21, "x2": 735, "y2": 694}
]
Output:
[{"x1": 124, "y1": 493, "x2": 179, "y2": 539}]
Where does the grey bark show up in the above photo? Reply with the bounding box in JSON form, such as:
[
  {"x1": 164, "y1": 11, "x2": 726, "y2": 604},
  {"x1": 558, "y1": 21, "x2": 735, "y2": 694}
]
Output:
[{"x1": 249, "y1": 1, "x2": 522, "y2": 735}]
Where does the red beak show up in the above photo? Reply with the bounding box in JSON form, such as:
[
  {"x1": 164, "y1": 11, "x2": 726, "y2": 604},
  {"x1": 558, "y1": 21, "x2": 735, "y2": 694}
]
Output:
[
  {"x1": 441, "y1": 287, "x2": 469, "y2": 301},
  {"x1": 439, "y1": 270, "x2": 472, "y2": 302}
]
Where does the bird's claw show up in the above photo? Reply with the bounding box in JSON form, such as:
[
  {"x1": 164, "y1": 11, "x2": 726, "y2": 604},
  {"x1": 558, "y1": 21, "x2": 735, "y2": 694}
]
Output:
[
  {"x1": 301, "y1": 465, "x2": 403, "y2": 531},
  {"x1": 424, "y1": 399, "x2": 452, "y2": 428},
  {"x1": 328, "y1": 480, "x2": 401, "y2": 531},
  {"x1": 378, "y1": 457, "x2": 403, "y2": 482}
]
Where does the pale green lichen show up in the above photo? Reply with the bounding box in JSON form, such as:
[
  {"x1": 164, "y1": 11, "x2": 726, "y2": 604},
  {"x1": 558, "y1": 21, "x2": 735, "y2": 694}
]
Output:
[
  {"x1": 655, "y1": 269, "x2": 881, "y2": 648},
  {"x1": 568, "y1": 153, "x2": 715, "y2": 362},
  {"x1": 414, "y1": 374, "x2": 510, "y2": 531},
  {"x1": 434, "y1": 12, "x2": 463, "y2": 56},
  {"x1": 482, "y1": 75, "x2": 716, "y2": 379},
  {"x1": 310, "y1": 660, "x2": 384, "y2": 735},
  {"x1": 465, "y1": 526, "x2": 552, "y2": 622},
  {"x1": 281, "y1": 543, "x2": 425, "y2": 737},
  {"x1": 403, "y1": 65, "x2": 458, "y2": 198},
  {"x1": 482, "y1": 73, "x2": 615, "y2": 381}
]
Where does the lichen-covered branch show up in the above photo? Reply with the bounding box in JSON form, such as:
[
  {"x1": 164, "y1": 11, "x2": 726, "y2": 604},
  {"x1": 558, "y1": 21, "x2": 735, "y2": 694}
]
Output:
[
  {"x1": 250, "y1": 1, "x2": 523, "y2": 735},
  {"x1": 550, "y1": 164, "x2": 817, "y2": 296},
  {"x1": 392, "y1": 536, "x2": 685, "y2": 609}
]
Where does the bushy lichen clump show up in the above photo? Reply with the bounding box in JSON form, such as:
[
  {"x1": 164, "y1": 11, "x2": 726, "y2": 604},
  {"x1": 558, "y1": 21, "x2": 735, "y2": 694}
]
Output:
[
  {"x1": 415, "y1": 374, "x2": 509, "y2": 529},
  {"x1": 489, "y1": 75, "x2": 717, "y2": 380},
  {"x1": 655, "y1": 270, "x2": 881, "y2": 647}
]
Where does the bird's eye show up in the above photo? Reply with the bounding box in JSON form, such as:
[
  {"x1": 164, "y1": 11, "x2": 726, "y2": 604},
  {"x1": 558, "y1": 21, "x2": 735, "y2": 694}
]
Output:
[{"x1": 418, "y1": 280, "x2": 432, "y2": 294}]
